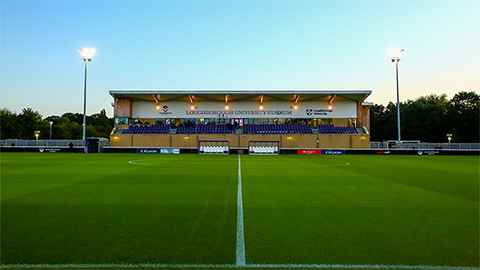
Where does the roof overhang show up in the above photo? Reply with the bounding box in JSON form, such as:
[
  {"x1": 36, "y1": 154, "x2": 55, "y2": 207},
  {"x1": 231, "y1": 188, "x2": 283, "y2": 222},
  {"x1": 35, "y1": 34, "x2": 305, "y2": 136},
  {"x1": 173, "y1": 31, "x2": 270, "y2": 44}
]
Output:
[{"x1": 109, "y1": 89, "x2": 372, "y2": 103}]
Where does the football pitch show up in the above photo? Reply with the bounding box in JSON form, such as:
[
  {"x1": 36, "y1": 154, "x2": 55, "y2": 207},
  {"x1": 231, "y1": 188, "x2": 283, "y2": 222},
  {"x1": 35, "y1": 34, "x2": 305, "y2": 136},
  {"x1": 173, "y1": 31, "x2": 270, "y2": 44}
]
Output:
[{"x1": 1, "y1": 153, "x2": 479, "y2": 269}]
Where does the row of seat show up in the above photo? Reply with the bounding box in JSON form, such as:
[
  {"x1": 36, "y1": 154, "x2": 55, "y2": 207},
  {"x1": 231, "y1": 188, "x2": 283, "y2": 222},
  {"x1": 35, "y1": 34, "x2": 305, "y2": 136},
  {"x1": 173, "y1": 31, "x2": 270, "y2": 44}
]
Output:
[
  {"x1": 249, "y1": 146, "x2": 279, "y2": 154},
  {"x1": 243, "y1": 124, "x2": 313, "y2": 134},
  {"x1": 177, "y1": 125, "x2": 235, "y2": 134},
  {"x1": 318, "y1": 124, "x2": 358, "y2": 134},
  {"x1": 122, "y1": 125, "x2": 170, "y2": 134},
  {"x1": 199, "y1": 145, "x2": 229, "y2": 154}
]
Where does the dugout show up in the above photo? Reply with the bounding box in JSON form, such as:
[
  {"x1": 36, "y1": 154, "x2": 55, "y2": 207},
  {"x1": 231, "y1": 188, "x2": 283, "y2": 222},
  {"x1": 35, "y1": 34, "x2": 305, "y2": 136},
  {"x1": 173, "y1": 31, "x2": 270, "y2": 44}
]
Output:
[
  {"x1": 108, "y1": 89, "x2": 372, "y2": 149},
  {"x1": 86, "y1": 137, "x2": 109, "y2": 153}
]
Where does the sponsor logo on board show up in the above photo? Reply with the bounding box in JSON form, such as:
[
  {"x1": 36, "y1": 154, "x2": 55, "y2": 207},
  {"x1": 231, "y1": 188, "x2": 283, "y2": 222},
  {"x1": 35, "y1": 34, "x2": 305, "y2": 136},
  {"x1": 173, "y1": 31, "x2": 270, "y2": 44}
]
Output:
[
  {"x1": 305, "y1": 108, "x2": 333, "y2": 116},
  {"x1": 322, "y1": 150, "x2": 345, "y2": 155},
  {"x1": 158, "y1": 105, "x2": 173, "y2": 115},
  {"x1": 137, "y1": 148, "x2": 180, "y2": 154},
  {"x1": 298, "y1": 149, "x2": 322, "y2": 155}
]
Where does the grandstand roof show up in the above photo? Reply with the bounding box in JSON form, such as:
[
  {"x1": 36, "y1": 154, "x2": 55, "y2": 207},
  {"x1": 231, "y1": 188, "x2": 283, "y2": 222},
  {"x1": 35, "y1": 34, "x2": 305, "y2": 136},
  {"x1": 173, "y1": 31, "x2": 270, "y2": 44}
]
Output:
[{"x1": 109, "y1": 89, "x2": 371, "y2": 103}]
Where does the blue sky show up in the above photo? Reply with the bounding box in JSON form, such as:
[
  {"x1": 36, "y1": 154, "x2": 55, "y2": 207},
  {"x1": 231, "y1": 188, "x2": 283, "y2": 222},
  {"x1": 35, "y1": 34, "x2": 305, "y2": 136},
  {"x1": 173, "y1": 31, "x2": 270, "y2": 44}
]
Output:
[{"x1": 1, "y1": 0, "x2": 479, "y2": 118}]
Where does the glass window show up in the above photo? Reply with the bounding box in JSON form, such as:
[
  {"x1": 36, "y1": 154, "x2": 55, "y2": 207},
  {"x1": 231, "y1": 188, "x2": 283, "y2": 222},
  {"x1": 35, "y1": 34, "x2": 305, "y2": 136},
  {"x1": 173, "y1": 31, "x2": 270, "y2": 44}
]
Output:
[{"x1": 115, "y1": 117, "x2": 129, "y2": 125}]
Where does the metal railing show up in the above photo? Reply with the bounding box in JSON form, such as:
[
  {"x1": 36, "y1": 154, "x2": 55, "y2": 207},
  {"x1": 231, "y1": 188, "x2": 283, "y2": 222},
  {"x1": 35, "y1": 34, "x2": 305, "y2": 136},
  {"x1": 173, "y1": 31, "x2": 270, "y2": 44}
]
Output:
[
  {"x1": 1, "y1": 139, "x2": 85, "y2": 147},
  {"x1": 370, "y1": 142, "x2": 480, "y2": 150}
]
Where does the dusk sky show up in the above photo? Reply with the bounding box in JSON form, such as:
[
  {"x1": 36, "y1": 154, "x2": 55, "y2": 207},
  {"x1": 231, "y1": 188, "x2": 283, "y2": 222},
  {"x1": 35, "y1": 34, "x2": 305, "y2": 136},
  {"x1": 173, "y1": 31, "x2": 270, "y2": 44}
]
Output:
[{"x1": 1, "y1": 0, "x2": 479, "y2": 118}]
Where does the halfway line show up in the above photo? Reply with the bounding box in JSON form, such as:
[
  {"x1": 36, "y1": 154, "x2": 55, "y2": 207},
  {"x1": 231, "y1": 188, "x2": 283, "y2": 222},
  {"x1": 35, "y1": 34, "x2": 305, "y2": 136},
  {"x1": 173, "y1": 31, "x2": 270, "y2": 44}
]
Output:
[
  {"x1": 1, "y1": 263, "x2": 476, "y2": 269},
  {"x1": 236, "y1": 154, "x2": 246, "y2": 266}
]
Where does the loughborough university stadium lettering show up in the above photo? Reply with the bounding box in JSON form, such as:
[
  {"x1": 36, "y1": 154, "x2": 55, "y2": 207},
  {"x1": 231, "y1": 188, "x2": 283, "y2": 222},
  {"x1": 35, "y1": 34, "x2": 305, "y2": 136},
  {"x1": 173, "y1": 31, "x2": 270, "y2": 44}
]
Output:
[{"x1": 185, "y1": 110, "x2": 293, "y2": 116}]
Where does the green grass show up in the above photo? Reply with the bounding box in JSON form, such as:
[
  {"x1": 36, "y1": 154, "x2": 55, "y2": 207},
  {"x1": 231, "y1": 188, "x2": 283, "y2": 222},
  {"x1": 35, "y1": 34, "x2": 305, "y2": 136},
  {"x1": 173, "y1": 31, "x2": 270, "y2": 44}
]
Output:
[
  {"x1": 1, "y1": 154, "x2": 238, "y2": 264},
  {"x1": 1, "y1": 153, "x2": 479, "y2": 267},
  {"x1": 242, "y1": 155, "x2": 479, "y2": 266}
]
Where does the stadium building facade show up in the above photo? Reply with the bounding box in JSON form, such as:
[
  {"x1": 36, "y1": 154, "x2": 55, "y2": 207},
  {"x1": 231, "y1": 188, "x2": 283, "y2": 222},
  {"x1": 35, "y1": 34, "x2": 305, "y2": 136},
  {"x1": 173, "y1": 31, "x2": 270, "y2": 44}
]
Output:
[{"x1": 109, "y1": 89, "x2": 372, "y2": 150}]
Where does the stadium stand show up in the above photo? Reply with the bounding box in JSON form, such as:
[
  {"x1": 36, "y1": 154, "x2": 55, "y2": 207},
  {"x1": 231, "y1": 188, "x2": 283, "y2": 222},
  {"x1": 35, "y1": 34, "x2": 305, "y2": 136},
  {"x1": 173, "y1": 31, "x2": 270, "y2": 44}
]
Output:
[
  {"x1": 109, "y1": 89, "x2": 373, "y2": 149},
  {"x1": 318, "y1": 124, "x2": 358, "y2": 134},
  {"x1": 243, "y1": 124, "x2": 313, "y2": 134}
]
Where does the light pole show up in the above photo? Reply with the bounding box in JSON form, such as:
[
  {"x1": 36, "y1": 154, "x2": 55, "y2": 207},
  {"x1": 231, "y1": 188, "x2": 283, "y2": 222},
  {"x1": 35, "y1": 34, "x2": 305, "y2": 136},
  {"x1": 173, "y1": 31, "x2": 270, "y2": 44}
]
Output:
[
  {"x1": 387, "y1": 47, "x2": 405, "y2": 144},
  {"x1": 78, "y1": 48, "x2": 96, "y2": 148},
  {"x1": 34, "y1": 131, "x2": 40, "y2": 146},
  {"x1": 49, "y1": 121, "x2": 53, "y2": 140},
  {"x1": 447, "y1": 133, "x2": 452, "y2": 143}
]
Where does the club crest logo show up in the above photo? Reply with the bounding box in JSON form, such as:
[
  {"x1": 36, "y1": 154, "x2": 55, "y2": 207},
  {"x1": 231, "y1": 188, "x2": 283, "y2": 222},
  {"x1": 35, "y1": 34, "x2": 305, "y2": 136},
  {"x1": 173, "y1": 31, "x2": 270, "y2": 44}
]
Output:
[
  {"x1": 306, "y1": 109, "x2": 313, "y2": 116},
  {"x1": 163, "y1": 105, "x2": 169, "y2": 112}
]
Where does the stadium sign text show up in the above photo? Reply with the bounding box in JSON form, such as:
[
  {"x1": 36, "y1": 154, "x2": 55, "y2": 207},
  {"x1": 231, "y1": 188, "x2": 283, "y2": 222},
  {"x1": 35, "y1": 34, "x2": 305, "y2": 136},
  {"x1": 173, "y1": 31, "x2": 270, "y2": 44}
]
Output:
[
  {"x1": 185, "y1": 110, "x2": 293, "y2": 116},
  {"x1": 322, "y1": 150, "x2": 345, "y2": 155},
  {"x1": 297, "y1": 149, "x2": 322, "y2": 155}
]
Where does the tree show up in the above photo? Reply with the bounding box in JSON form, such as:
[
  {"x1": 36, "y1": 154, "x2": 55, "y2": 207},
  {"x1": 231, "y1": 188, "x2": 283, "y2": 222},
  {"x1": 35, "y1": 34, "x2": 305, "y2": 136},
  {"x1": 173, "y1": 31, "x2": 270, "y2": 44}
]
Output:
[
  {"x1": 369, "y1": 102, "x2": 397, "y2": 141},
  {"x1": 17, "y1": 108, "x2": 44, "y2": 139},
  {"x1": 61, "y1": 112, "x2": 83, "y2": 125},
  {"x1": 0, "y1": 108, "x2": 19, "y2": 139},
  {"x1": 56, "y1": 118, "x2": 82, "y2": 139},
  {"x1": 447, "y1": 91, "x2": 480, "y2": 142},
  {"x1": 401, "y1": 94, "x2": 448, "y2": 142}
]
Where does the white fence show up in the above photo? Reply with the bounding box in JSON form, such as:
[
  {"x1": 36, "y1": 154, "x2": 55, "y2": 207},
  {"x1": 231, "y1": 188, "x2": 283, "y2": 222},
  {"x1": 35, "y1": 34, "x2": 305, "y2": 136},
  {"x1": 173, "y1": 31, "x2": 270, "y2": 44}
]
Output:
[
  {"x1": 370, "y1": 141, "x2": 480, "y2": 150},
  {"x1": 1, "y1": 139, "x2": 85, "y2": 147}
]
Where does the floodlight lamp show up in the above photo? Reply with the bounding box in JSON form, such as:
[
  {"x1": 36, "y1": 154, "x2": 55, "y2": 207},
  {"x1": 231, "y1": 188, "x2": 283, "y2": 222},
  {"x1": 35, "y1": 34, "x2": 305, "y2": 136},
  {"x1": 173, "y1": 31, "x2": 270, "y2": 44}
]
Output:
[
  {"x1": 225, "y1": 104, "x2": 229, "y2": 110},
  {"x1": 156, "y1": 104, "x2": 160, "y2": 110},
  {"x1": 328, "y1": 104, "x2": 333, "y2": 110},
  {"x1": 386, "y1": 47, "x2": 404, "y2": 60},
  {"x1": 259, "y1": 104, "x2": 264, "y2": 110},
  {"x1": 190, "y1": 105, "x2": 195, "y2": 110},
  {"x1": 79, "y1": 48, "x2": 96, "y2": 60},
  {"x1": 293, "y1": 104, "x2": 298, "y2": 110}
]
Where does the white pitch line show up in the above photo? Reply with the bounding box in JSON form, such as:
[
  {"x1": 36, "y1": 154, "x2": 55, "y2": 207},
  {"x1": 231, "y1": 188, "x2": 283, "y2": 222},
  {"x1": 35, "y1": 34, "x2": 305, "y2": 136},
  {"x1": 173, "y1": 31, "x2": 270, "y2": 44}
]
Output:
[
  {"x1": 0, "y1": 264, "x2": 477, "y2": 269},
  {"x1": 236, "y1": 154, "x2": 246, "y2": 266}
]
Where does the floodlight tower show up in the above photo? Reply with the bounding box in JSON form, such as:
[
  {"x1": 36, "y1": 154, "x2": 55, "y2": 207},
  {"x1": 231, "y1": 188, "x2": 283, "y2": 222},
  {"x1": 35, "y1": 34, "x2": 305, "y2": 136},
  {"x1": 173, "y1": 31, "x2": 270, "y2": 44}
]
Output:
[
  {"x1": 387, "y1": 48, "x2": 405, "y2": 144},
  {"x1": 49, "y1": 121, "x2": 53, "y2": 139},
  {"x1": 78, "y1": 48, "x2": 96, "y2": 147}
]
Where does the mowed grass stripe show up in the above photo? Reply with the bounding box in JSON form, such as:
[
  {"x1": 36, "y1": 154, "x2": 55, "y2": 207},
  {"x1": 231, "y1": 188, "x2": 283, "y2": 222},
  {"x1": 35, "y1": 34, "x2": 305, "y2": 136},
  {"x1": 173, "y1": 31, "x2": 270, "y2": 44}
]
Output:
[
  {"x1": 1, "y1": 153, "x2": 238, "y2": 264},
  {"x1": 241, "y1": 155, "x2": 479, "y2": 266}
]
